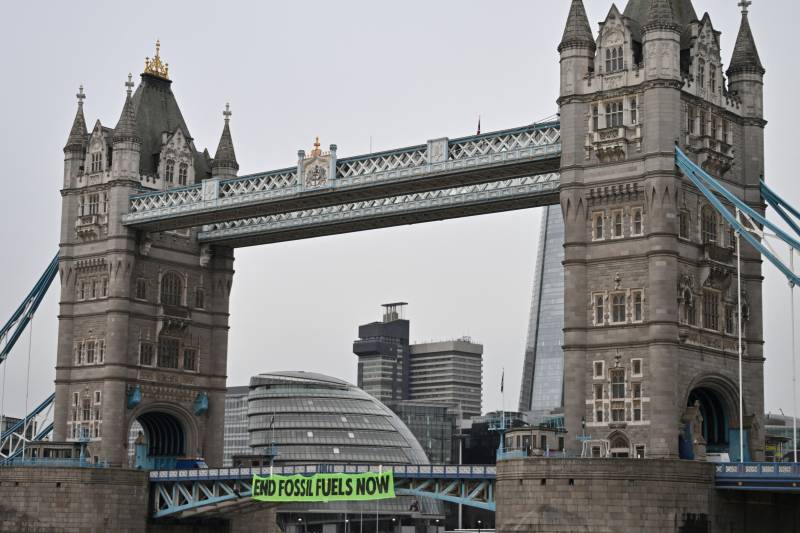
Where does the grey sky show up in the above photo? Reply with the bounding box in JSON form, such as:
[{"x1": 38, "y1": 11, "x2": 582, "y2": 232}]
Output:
[{"x1": 0, "y1": 1, "x2": 797, "y2": 420}]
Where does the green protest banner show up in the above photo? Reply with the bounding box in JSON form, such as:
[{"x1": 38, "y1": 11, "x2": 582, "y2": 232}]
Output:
[{"x1": 252, "y1": 470, "x2": 395, "y2": 502}]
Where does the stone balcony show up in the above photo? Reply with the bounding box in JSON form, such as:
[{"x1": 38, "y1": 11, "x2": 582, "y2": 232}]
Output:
[
  {"x1": 586, "y1": 124, "x2": 642, "y2": 163},
  {"x1": 74, "y1": 214, "x2": 108, "y2": 240},
  {"x1": 687, "y1": 134, "x2": 734, "y2": 176},
  {"x1": 158, "y1": 304, "x2": 191, "y2": 332}
]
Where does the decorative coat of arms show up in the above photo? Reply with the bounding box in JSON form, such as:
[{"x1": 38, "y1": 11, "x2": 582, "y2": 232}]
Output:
[{"x1": 303, "y1": 137, "x2": 331, "y2": 189}]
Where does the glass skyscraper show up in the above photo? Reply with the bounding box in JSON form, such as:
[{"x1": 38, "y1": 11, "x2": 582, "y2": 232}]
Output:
[{"x1": 518, "y1": 205, "x2": 565, "y2": 418}]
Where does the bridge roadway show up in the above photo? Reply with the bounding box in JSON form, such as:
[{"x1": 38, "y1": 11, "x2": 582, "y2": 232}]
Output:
[
  {"x1": 150, "y1": 463, "x2": 496, "y2": 519},
  {"x1": 121, "y1": 123, "x2": 561, "y2": 246},
  {"x1": 148, "y1": 461, "x2": 800, "y2": 520}
]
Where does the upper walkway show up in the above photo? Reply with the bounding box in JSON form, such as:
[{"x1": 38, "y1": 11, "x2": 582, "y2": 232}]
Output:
[{"x1": 121, "y1": 123, "x2": 561, "y2": 241}]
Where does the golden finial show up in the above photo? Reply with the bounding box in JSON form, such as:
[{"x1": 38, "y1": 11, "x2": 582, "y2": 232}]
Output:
[
  {"x1": 144, "y1": 39, "x2": 170, "y2": 80},
  {"x1": 311, "y1": 136, "x2": 322, "y2": 156}
]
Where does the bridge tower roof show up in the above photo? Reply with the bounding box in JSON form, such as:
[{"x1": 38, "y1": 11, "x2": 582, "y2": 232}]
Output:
[
  {"x1": 624, "y1": 0, "x2": 697, "y2": 47},
  {"x1": 64, "y1": 86, "x2": 88, "y2": 151},
  {"x1": 728, "y1": 5, "x2": 765, "y2": 76},
  {"x1": 558, "y1": 0, "x2": 595, "y2": 52}
]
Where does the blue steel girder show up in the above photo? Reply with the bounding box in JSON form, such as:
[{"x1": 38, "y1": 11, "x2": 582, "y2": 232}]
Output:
[
  {"x1": 0, "y1": 393, "x2": 55, "y2": 463},
  {"x1": 197, "y1": 173, "x2": 560, "y2": 247},
  {"x1": 715, "y1": 462, "x2": 800, "y2": 492},
  {"x1": 149, "y1": 464, "x2": 496, "y2": 519},
  {"x1": 122, "y1": 123, "x2": 561, "y2": 233}
]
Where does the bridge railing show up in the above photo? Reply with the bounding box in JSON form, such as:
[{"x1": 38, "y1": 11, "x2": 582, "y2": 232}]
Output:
[
  {"x1": 715, "y1": 462, "x2": 800, "y2": 478},
  {"x1": 149, "y1": 463, "x2": 496, "y2": 482},
  {"x1": 124, "y1": 123, "x2": 561, "y2": 224}
]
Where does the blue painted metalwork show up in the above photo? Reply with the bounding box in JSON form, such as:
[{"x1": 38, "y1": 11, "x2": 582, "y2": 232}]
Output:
[
  {"x1": 675, "y1": 147, "x2": 800, "y2": 286},
  {"x1": 1, "y1": 457, "x2": 108, "y2": 468},
  {"x1": 198, "y1": 173, "x2": 560, "y2": 246},
  {"x1": 0, "y1": 393, "x2": 55, "y2": 464},
  {"x1": 150, "y1": 464, "x2": 496, "y2": 518},
  {"x1": 715, "y1": 462, "x2": 800, "y2": 491},
  {"x1": 761, "y1": 180, "x2": 800, "y2": 239},
  {"x1": 193, "y1": 392, "x2": 209, "y2": 415},
  {"x1": 127, "y1": 384, "x2": 142, "y2": 409},
  {"x1": 122, "y1": 123, "x2": 561, "y2": 231},
  {"x1": 0, "y1": 253, "x2": 58, "y2": 365}
]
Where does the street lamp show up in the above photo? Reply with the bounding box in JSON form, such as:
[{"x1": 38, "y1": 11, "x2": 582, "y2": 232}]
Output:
[
  {"x1": 297, "y1": 517, "x2": 307, "y2": 533},
  {"x1": 344, "y1": 518, "x2": 349, "y2": 533},
  {"x1": 477, "y1": 519, "x2": 483, "y2": 533}
]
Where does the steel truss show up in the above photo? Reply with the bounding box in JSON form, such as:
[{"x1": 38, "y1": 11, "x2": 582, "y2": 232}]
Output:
[
  {"x1": 198, "y1": 173, "x2": 560, "y2": 246},
  {"x1": 122, "y1": 123, "x2": 561, "y2": 231},
  {"x1": 150, "y1": 464, "x2": 496, "y2": 519},
  {"x1": 0, "y1": 393, "x2": 54, "y2": 463}
]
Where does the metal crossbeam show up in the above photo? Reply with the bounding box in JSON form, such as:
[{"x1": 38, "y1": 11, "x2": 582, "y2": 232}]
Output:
[
  {"x1": 0, "y1": 393, "x2": 55, "y2": 463},
  {"x1": 0, "y1": 254, "x2": 58, "y2": 366},
  {"x1": 198, "y1": 173, "x2": 560, "y2": 247},
  {"x1": 715, "y1": 462, "x2": 800, "y2": 492},
  {"x1": 675, "y1": 147, "x2": 800, "y2": 286},
  {"x1": 121, "y1": 123, "x2": 561, "y2": 232},
  {"x1": 149, "y1": 464, "x2": 496, "y2": 519}
]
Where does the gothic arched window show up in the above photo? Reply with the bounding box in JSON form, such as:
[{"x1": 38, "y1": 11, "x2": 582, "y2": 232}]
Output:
[
  {"x1": 178, "y1": 162, "x2": 188, "y2": 186},
  {"x1": 701, "y1": 205, "x2": 717, "y2": 244},
  {"x1": 165, "y1": 159, "x2": 175, "y2": 183},
  {"x1": 160, "y1": 272, "x2": 183, "y2": 306}
]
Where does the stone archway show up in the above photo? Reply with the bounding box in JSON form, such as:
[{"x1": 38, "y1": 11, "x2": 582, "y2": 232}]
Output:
[
  {"x1": 608, "y1": 431, "x2": 631, "y2": 458},
  {"x1": 682, "y1": 374, "x2": 742, "y2": 460},
  {"x1": 127, "y1": 403, "x2": 199, "y2": 469}
]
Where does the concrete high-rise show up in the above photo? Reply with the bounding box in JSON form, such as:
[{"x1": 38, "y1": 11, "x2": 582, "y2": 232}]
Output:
[
  {"x1": 352, "y1": 302, "x2": 410, "y2": 404},
  {"x1": 518, "y1": 205, "x2": 565, "y2": 418},
  {"x1": 409, "y1": 339, "x2": 483, "y2": 419}
]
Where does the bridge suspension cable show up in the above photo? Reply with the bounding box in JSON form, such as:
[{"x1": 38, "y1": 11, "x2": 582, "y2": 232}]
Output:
[
  {"x1": 676, "y1": 146, "x2": 800, "y2": 463},
  {"x1": 0, "y1": 253, "x2": 58, "y2": 366}
]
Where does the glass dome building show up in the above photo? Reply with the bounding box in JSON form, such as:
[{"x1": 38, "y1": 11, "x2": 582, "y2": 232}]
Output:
[
  {"x1": 247, "y1": 371, "x2": 429, "y2": 465},
  {"x1": 244, "y1": 372, "x2": 443, "y2": 532}
]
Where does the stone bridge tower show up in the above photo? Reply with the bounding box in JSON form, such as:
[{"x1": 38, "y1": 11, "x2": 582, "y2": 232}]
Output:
[
  {"x1": 55, "y1": 44, "x2": 235, "y2": 467},
  {"x1": 558, "y1": 0, "x2": 765, "y2": 459}
]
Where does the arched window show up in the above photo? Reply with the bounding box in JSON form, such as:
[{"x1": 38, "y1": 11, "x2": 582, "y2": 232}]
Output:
[
  {"x1": 165, "y1": 159, "x2": 175, "y2": 183},
  {"x1": 160, "y1": 272, "x2": 183, "y2": 306},
  {"x1": 701, "y1": 205, "x2": 717, "y2": 244},
  {"x1": 178, "y1": 162, "x2": 188, "y2": 186}
]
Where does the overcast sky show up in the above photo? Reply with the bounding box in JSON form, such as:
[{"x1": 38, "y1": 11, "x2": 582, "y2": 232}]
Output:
[{"x1": 0, "y1": 1, "x2": 798, "y2": 421}]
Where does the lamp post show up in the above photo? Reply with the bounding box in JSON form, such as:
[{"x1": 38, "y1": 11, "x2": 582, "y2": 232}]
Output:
[
  {"x1": 477, "y1": 519, "x2": 483, "y2": 533},
  {"x1": 345, "y1": 518, "x2": 349, "y2": 533},
  {"x1": 297, "y1": 517, "x2": 306, "y2": 533},
  {"x1": 391, "y1": 517, "x2": 396, "y2": 533}
]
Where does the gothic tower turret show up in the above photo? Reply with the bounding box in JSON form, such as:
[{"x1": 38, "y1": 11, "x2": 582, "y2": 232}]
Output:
[
  {"x1": 63, "y1": 86, "x2": 87, "y2": 189},
  {"x1": 111, "y1": 75, "x2": 141, "y2": 181},
  {"x1": 211, "y1": 103, "x2": 239, "y2": 180}
]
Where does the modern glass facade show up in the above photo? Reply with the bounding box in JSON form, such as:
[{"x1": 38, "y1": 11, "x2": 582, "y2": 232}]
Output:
[
  {"x1": 223, "y1": 386, "x2": 250, "y2": 466},
  {"x1": 242, "y1": 371, "x2": 443, "y2": 529},
  {"x1": 391, "y1": 401, "x2": 458, "y2": 464},
  {"x1": 247, "y1": 371, "x2": 429, "y2": 465},
  {"x1": 518, "y1": 205, "x2": 565, "y2": 417},
  {"x1": 408, "y1": 340, "x2": 483, "y2": 419}
]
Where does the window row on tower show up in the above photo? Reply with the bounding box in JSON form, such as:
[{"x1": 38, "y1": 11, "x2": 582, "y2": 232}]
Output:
[
  {"x1": 590, "y1": 96, "x2": 639, "y2": 132},
  {"x1": 68, "y1": 389, "x2": 102, "y2": 441},
  {"x1": 76, "y1": 276, "x2": 109, "y2": 301},
  {"x1": 73, "y1": 339, "x2": 105, "y2": 366},
  {"x1": 591, "y1": 289, "x2": 645, "y2": 326},
  {"x1": 590, "y1": 206, "x2": 644, "y2": 241},
  {"x1": 139, "y1": 338, "x2": 198, "y2": 372},
  {"x1": 133, "y1": 273, "x2": 206, "y2": 309},
  {"x1": 590, "y1": 359, "x2": 646, "y2": 425}
]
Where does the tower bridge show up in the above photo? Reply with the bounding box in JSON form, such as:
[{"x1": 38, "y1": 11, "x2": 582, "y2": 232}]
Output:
[{"x1": 3, "y1": 0, "x2": 800, "y2": 531}]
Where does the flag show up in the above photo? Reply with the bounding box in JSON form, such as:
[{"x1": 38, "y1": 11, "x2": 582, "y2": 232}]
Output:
[
  {"x1": 476, "y1": 115, "x2": 481, "y2": 135},
  {"x1": 500, "y1": 368, "x2": 504, "y2": 393}
]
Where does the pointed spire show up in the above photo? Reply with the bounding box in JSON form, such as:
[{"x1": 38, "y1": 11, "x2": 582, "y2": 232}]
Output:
[
  {"x1": 558, "y1": 0, "x2": 595, "y2": 53},
  {"x1": 727, "y1": 2, "x2": 765, "y2": 77},
  {"x1": 64, "y1": 85, "x2": 88, "y2": 151},
  {"x1": 212, "y1": 103, "x2": 239, "y2": 172},
  {"x1": 113, "y1": 75, "x2": 140, "y2": 144},
  {"x1": 642, "y1": 0, "x2": 681, "y2": 34}
]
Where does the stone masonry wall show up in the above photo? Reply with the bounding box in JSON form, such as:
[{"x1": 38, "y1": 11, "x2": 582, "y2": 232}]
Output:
[
  {"x1": 0, "y1": 467, "x2": 150, "y2": 532},
  {"x1": 496, "y1": 458, "x2": 715, "y2": 533}
]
